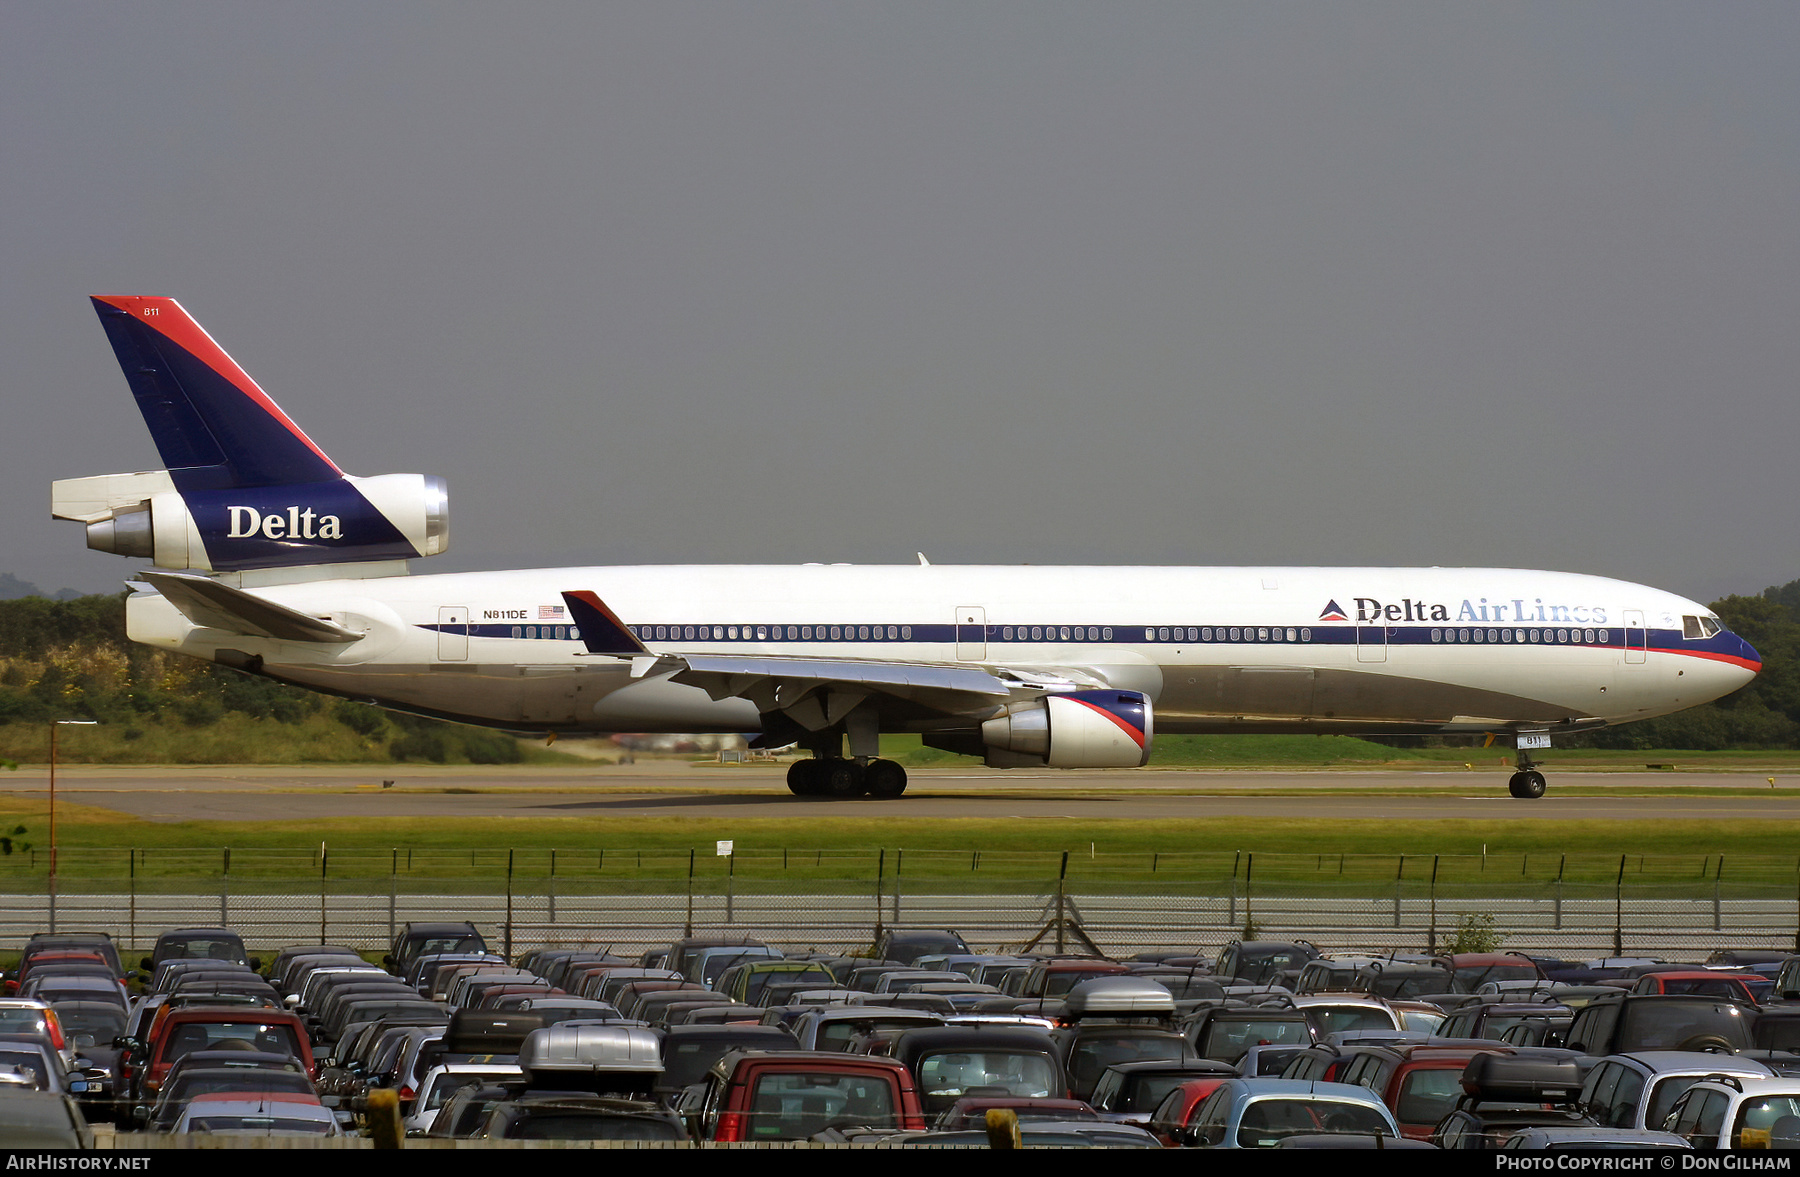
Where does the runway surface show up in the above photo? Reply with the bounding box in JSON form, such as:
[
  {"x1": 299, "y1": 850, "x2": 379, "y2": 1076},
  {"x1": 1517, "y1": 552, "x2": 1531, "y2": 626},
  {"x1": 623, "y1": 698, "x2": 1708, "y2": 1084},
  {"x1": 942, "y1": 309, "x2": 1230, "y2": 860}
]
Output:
[{"x1": 5, "y1": 763, "x2": 1797, "y2": 822}]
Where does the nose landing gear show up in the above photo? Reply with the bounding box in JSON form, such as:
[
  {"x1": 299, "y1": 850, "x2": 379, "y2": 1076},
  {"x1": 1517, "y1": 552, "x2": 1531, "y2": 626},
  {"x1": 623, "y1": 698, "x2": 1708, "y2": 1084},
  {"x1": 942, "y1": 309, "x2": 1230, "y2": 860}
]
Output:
[
  {"x1": 1507, "y1": 740, "x2": 1549, "y2": 798},
  {"x1": 1507, "y1": 767, "x2": 1547, "y2": 798}
]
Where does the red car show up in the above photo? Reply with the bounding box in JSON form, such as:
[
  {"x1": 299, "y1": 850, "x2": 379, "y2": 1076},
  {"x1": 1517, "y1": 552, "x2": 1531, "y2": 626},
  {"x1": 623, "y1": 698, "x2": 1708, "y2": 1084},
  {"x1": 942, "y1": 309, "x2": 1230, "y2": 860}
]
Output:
[
  {"x1": 132, "y1": 1007, "x2": 314, "y2": 1099},
  {"x1": 1630, "y1": 971, "x2": 1763, "y2": 1004},
  {"x1": 1145, "y1": 1077, "x2": 1230, "y2": 1146},
  {"x1": 687, "y1": 1050, "x2": 926, "y2": 1142}
]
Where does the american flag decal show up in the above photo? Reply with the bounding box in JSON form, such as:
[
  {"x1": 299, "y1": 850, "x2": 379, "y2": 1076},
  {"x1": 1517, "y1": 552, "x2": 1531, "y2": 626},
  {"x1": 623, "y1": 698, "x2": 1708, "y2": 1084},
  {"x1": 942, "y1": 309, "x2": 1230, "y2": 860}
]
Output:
[{"x1": 539, "y1": 605, "x2": 566, "y2": 620}]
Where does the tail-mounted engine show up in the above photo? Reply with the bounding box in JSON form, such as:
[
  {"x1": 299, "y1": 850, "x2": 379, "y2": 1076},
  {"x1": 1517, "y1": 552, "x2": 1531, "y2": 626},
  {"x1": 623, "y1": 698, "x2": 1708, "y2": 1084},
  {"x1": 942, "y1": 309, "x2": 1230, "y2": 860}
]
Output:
[
  {"x1": 59, "y1": 296, "x2": 451, "y2": 574},
  {"x1": 979, "y1": 689, "x2": 1154, "y2": 769},
  {"x1": 53, "y1": 470, "x2": 448, "y2": 573}
]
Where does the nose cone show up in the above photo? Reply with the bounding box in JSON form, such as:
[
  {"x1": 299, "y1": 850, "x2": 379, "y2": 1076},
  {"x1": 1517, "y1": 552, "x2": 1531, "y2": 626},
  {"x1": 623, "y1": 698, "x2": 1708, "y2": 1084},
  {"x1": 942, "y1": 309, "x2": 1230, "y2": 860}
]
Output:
[
  {"x1": 1707, "y1": 629, "x2": 1762, "y2": 697},
  {"x1": 1731, "y1": 631, "x2": 1763, "y2": 674}
]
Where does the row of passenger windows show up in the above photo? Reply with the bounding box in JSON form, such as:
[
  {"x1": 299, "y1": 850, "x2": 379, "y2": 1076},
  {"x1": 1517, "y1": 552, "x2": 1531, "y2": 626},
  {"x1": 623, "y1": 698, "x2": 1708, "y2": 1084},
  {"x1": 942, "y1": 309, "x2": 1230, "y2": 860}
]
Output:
[
  {"x1": 630, "y1": 625, "x2": 914, "y2": 642},
  {"x1": 1434, "y1": 628, "x2": 1610, "y2": 645},
  {"x1": 593, "y1": 624, "x2": 1618, "y2": 645},
  {"x1": 1148, "y1": 627, "x2": 1309, "y2": 643},
  {"x1": 509, "y1": 626, "x2": 577, "y2": 640}
]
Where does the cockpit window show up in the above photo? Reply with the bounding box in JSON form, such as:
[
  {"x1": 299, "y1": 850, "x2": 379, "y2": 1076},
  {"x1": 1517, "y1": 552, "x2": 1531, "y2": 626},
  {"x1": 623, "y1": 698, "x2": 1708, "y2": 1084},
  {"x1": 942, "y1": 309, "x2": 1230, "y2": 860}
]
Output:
[{"x1": 1683, "y1": 616, "x2": 1722, "y2": 640}]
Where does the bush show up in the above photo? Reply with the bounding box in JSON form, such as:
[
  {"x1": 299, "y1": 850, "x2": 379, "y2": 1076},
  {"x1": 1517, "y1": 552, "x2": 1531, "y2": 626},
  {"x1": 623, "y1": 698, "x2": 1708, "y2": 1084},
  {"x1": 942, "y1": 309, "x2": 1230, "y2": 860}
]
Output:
[
  {"x1": 1443, "y1": 912, "x2": 1505, "y2": 954},
  {"x1": 389, "y1": 732, "x2": 447, "y2": 763},
  {"x1": 333, "y1": 700, "x2": 390, "y2": 739}
]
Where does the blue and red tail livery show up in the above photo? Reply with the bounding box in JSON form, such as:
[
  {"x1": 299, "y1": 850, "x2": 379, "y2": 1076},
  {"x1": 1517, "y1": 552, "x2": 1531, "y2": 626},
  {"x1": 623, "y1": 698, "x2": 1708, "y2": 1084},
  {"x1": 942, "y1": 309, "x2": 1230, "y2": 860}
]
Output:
[
  {"x1": 91, "y1": 296, "x2": 342, "y2": 491},
  {"x1": 69, "y1": 297, "x2": 447, "y2": 573},
  {"x1": 561, "y1": 591, "x2": 650, "y2": 657}
]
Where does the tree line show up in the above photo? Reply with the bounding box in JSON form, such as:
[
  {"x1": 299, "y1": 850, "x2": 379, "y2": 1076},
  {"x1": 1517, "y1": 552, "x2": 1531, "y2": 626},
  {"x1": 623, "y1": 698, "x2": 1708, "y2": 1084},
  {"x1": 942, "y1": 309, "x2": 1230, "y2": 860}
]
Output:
[{"x1": 0, "y1": 591, "x2": 521, "y2": 763}]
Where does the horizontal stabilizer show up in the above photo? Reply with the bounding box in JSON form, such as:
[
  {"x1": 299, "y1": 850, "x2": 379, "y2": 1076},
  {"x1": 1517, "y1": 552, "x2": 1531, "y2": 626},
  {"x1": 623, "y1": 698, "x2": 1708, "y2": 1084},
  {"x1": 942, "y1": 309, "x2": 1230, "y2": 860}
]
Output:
[
  {"x1": 561, "y1": 591, "x2": 650, "y2": 656},
  {"x1": 139, "y1": 571, "x2": 363, "y2": 644}
]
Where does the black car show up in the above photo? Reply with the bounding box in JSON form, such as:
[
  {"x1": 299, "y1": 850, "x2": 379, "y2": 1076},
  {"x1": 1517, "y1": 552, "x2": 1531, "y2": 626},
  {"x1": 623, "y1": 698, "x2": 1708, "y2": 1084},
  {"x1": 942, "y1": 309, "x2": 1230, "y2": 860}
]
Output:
[
  {"x1": 386, "y1": 922, "x2": 488, "y2": 974},
  {"x1": 474, "y1": 1095, "x2": 685, "y2": 1141},
  {"x1": 1214, "y1": 941, "x2": 1319, "y2": 987},
  {"x1": 141, "y1": 928, "x2": 251, "y2": 973},
  {"x1": 872, "y1": 930, "x2": 971, "y2": 967},
  {"x1": 1563, "y1": 994, "x2": 1754, "y2": 1056}
]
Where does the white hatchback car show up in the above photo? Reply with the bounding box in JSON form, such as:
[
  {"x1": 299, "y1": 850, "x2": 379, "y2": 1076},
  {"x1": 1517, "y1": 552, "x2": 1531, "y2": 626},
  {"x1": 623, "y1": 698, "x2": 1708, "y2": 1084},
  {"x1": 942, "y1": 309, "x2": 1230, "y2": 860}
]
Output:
[{"x1": 1660, "y1": 1076, "x2": 1800, "y2": 1150}]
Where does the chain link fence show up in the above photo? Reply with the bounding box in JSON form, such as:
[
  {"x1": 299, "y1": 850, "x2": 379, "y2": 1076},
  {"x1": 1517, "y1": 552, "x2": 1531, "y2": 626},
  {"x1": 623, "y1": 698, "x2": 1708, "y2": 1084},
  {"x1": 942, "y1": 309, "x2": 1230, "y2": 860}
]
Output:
[{"x1": 3, "y1": 847, "x2": 1797, "y2": 960}]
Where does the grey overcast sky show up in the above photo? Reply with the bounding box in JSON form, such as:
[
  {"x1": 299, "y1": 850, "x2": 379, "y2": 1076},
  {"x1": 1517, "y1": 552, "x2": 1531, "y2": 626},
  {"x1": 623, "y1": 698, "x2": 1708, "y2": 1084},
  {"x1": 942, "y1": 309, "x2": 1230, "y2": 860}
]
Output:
[{"x1": 5, "y1": 3, "x2": 1796, "y2": 603}]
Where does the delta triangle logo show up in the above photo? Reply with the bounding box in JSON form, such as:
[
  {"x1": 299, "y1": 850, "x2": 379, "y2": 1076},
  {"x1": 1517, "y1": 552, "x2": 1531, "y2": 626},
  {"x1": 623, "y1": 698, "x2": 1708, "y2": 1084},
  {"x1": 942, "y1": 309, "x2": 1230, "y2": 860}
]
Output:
[{"x1": 1319, "y1": 600, "x2": 1349, "y2": 623}]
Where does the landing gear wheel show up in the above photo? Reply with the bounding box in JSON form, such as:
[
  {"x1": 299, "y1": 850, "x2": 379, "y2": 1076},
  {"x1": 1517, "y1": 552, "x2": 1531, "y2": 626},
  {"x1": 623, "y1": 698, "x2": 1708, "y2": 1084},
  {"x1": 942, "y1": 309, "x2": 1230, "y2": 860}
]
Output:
[
  {"x1": 823, "y1": 759, "x2": 865, "y2": 797},
  {"x1": 786, "y1": 759, "x2": 826, "y2": 796},
  {"x1": 863, "y1": 759, "x2": 908, "y2": 799},
  {"x1": 1508, "y1": 770, "x2": 1547, "y2": 799}
]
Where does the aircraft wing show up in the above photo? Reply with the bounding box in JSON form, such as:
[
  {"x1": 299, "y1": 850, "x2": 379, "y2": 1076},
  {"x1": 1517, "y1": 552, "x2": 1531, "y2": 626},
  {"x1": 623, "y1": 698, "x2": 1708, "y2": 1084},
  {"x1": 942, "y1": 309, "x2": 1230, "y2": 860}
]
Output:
[
  {"x1": 138, "y1": 571, "x2": 364, "y2": 644},
  {"x1": 560, "y1": 591, "x2": 1099, "y2": 731}
]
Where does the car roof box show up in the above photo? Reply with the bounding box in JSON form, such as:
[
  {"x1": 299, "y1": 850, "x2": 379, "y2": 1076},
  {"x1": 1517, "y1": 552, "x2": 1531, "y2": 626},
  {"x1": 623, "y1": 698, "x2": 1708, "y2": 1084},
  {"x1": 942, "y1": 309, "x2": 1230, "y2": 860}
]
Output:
[
  {"x1": 1459, "y1": 1052, "x2": 1585, "y2": 1104},
  {"x1": 1063, "y1": 976, "x2": 1175, "y2": 1019},
  {"x1": 519, "y1": 1024, "x2": 665, "y2": 1075}
]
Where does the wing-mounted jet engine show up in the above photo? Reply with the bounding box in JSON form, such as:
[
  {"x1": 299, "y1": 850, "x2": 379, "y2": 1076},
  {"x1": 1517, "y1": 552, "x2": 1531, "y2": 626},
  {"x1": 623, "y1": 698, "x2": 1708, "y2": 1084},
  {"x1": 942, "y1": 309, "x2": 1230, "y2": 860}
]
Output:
[{"x1": 977, "y1": 689, "x2": 1154, "y2": 768}]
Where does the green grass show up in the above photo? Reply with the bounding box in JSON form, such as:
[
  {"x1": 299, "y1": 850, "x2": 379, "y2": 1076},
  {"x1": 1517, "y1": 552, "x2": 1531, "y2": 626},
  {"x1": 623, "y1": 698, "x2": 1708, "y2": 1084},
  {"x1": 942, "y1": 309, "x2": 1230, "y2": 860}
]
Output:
[
  {"x1": 0, "y1": 714, "x2": 587, "y2": 766},
  {"x1": 878, "y1": 733, "x2": 1800, "y2": 772},
  {"x1": 2, "y1": 790, "x2": 1796, "y2": 895}
]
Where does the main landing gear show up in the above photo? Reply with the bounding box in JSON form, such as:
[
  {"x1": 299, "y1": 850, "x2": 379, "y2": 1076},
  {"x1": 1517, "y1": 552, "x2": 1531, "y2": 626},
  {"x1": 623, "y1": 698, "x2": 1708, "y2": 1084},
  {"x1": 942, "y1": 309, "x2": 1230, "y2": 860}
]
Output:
[
  {"x1": 786, "y1": 756, "x2": 908, "y2": 799},
  {"x1": 1508, "y1": 747, "x2": 1548, "y2": 799}
]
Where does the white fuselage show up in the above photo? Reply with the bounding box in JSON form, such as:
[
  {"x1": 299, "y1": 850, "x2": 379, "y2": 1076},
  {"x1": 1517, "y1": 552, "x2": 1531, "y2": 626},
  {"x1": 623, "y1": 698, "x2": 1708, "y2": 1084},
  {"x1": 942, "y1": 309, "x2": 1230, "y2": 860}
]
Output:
[{"x1": 124, "y1": 564, "x2": 1758, "y2": 738}]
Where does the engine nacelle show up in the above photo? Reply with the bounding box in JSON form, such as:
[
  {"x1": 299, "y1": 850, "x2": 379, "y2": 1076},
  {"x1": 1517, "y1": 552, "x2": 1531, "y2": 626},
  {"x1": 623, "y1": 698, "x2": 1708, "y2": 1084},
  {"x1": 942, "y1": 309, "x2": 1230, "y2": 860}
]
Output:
[
  {"x1": 980, "y1": 689, "x2": 1154, "y2": 769},
  {"x1": 58, "y1": 471, "x2": 448, "y2": 573}
]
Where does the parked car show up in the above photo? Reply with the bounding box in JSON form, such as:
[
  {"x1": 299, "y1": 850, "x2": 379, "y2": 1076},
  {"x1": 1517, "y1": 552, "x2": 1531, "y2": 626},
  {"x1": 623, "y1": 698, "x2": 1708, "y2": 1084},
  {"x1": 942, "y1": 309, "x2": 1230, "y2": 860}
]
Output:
[
  {"x1": 883, "y1": 1025, "x2": 1066, "y2": 1115},
  {"x1": 1661, "y1": 1076, "x2": 1800, "y2": 1149},
  {"x1": 1184, "y1": 1078, "x2": 1401, "y2": 1148},
  {"x1": 1578, "y1": 1051, "x2": 1774, "y2": 1134},
  {"x1": 685, "y1": 1050, "x2": 926, "y2": 1142},
  {"x1": 171, "y1": 1093, "x2": 342, "y2": 1136},
  {"x1": 1563, "y1": 994, "x2": 1754, "y2": 1056}
]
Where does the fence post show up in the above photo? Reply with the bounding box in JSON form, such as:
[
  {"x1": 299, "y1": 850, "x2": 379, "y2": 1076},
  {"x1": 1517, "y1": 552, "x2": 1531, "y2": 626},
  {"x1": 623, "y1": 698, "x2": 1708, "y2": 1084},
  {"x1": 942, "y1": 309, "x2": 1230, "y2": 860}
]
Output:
[
  {"x1": 129, "y1": 849, "x2": 136, "y2": 950},
  {"x1": 318, "y1": 842, "x2": 327, "y2": 947},
  {"x1": 1613, "y1": 854, "x2": 1626, "y2": 957},
  {"x1": 685, "y1": 849, "x2": 695, "y2": 938},
  {"x1": 1714, "y1": 856, "x2": 1724, "y2": 933},
  {"x1": 1555, "y1": 855, "x2": 1565, "y2": 930},
  {"x1": 549, "y1": 849, "x2": 557, "y2": 927},
  {"x1": 1244, "y1": 853, "x2": 1254, "y2": 936},
  {"x1": 874, "y1": 849, "x2": 885, "y2": 944},
  {"x1": 1394, "y1": 855, "x2": 1405, "y2": 929},
  {"x1": 504, "y1": 849, "x2": 514, "y2": 961},
  {"x1": 389, "y1": 849, "x2": 397, "y2": 948},
  {"x1": 726, "y1": 848, "x2": 735, "y2": 926},
  {"x1": 893, "y1": 849, "x2": 902, "y2": 925},
  {"x1": 1228, "y1": 851, "x2": 1239, "y2": 928},
  {"x1": 1429, "y1": 855, "x2": 1439, "y2": 952},
  {"x1": 1056, "y1": 851, "x2": 1069, "y2": 954},
  {"x1": 220, "y1": 847, "x2": 230, "y2": 927}
]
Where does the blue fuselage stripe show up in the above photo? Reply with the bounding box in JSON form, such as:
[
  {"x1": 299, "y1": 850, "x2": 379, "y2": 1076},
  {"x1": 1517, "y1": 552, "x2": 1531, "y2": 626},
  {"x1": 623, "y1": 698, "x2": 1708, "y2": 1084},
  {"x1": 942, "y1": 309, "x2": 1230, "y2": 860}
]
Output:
[{"x1": 416, "y1": 620, "x2": 1739, "y2": 661}]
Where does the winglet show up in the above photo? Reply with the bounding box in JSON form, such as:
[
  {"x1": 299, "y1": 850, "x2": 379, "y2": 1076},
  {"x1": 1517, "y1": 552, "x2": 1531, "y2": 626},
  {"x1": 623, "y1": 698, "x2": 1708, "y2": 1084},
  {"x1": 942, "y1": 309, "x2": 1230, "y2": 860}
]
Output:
[{"x1": 561, "y1": 591, "x2": 649, "y2": 656}]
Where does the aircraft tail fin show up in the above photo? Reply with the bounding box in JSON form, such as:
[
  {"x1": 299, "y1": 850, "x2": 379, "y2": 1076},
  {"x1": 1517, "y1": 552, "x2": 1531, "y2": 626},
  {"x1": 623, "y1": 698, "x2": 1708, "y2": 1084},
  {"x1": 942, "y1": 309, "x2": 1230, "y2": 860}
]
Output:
[
  {"x1": 89, "y1": 296, "x2": 342, "y2": 492},
  {"x1": 63, "y1": 297, "x2": 448, "y2": 574},
  {"x1": 561, "y1": 591, "x2": 650, "y2": 656}
]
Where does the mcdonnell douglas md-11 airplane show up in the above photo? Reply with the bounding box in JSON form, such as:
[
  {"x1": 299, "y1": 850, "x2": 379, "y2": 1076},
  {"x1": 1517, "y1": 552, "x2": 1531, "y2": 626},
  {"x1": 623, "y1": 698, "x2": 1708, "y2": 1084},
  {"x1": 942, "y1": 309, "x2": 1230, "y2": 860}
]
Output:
[{"x1": 53, "y1": 297, "x2": 1761, "y2": 799}]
